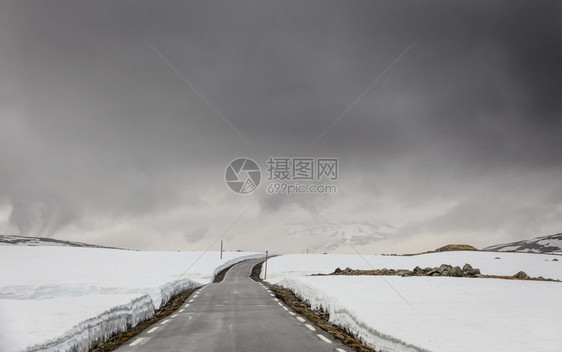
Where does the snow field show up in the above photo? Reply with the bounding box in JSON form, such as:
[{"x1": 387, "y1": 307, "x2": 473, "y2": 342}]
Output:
[
  {"x1": 262, "y1": 251, "x2": 562, "y2": 283},
  {"x1": 265, "y1": 252, "x2": 562, "y2": 352},
  {"x1": 0, "y1": 247, "x2": 264, "y2": 352}
]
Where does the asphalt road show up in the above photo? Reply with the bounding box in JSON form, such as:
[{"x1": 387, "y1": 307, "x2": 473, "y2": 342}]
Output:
[{"x1": 117, "y1": 259, "x2": 350, "y2": 352}]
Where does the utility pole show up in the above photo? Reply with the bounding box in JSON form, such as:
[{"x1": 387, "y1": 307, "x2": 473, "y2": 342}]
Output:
[
  {"x1": 264, "y1": 250, "x2": 268, "y2": 280},
  {"x1": 220, "y1": 239, "x2": 223, "y2": 259}
]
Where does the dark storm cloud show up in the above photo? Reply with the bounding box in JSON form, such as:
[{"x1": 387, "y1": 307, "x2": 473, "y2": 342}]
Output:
[{"x1": 0, "y1": 0, "x2": 560, "y2": 251}]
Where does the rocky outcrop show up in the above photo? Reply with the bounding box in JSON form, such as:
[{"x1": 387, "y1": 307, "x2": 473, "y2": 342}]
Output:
[
  {"x1": 434, "y1": 244, "x2": 479, "y2": 252},
  {"x1": 329, "y1": 263, "x2": 485, "y2": 278},
  {"x1": 324, "y1": 265, "x2": 560, "y2": 282}
]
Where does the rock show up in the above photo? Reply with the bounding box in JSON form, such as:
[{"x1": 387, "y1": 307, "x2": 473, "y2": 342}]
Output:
[
  {"x1": 553, "y1": 258, "x2": 559, "y2": 261},
  {"x1": 451, "y1": 266, "x2": 463, "y2": 277},
  {"x1": 465, "y1": 269, "x2": 480, "y2": 277},
  {"x1": 494, "y1": 257, "x2": 501, "y2": 260},
  {"x1": 475, "y1": 274, "x2": 486, "y2": 278},
  {"x1": 334, "y1": 267, "x2": 341, "y2": 274},
  {"x1": 513, "y1": 271, "x2": 529, "y2": 279},
  {"x1": 413, "y1": 266, "x2": 424, "y2": 275},
  {"x1": 462, "y1": 264, "x2": 481, "y2": 276},
  {"x1": 436, "y1": 264, "x2": 452, "y2": 276},
  {"x1": 398, "y1": 270, "x2": 412, "y2": 277}
]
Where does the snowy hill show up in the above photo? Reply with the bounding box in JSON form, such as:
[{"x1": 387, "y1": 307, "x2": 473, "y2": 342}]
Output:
[
  {"x1": 0, "y1": 234, "x2": 122, "y2": 249},
  {"x1": 483, "y1": 233, "x2": 562, "y2": 254}
]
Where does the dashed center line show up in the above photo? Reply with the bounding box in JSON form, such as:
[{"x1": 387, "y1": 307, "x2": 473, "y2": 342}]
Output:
[
  {"x1": 296, "y1": 317, "x2": 306, "y2": 323},
  {"x1": 317, "y1": 334, "x2": 332, "y2": 344},
  {"x1": 129, "y1": 337, "x2": 149, "y2": 346},
  {"x1": 147, "y1": 327, "x2": 159, "y2": 334},
  {"x1": 160, "y1": 319, "x2": 170, "y2": 325},
  {"x1": 305, "y1": 324, "x2": 316, "y2": 331},
  {"x1": 289, "y1": 312, "x2": 296, "y2": 316},
  {"x1": 336, "y1": 348, "x2": 346, "y2": 352},
  {"x1": 282, "y1": 307, "x2": 289, "y2": 311},
  {"x1": 171, "y1": 314, "x2": 178, "y2": 318},
  {"x1": 179, "y1": 309, "x2": 185, "y2": 312}
]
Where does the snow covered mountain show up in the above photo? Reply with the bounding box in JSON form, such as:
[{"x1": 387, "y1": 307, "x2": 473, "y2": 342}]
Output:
[
  {"x1": 483, "y1": 233, "x2": 562, "y2": 254},
  {"x1": 0, "y1": 234, "x2": 122, "y2": 249}
]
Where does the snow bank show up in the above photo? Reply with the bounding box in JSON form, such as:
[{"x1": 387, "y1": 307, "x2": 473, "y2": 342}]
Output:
[
  {"x1": 1, "y1": 294, "x2": 153, "y2": 352},
  {"x1": 279, "y1": 276, "x2": 562, "y2": 352},
  {"x1": 0, "y1": 247, "x2": 264, "y2": 352}
]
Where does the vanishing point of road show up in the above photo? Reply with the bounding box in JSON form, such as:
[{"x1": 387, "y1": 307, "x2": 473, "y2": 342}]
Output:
[{"x1": 116, "y1": 259, "x2": 350, "y2": 352}]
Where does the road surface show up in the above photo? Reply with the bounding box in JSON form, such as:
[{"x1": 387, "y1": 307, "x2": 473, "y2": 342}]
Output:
[{"x1": 117, "y1": 259, "x2": 350, "y2": 352}]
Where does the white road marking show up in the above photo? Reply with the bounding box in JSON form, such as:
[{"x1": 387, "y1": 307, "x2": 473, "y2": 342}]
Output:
[
  {"x1": 305, "y1": 324, "x2": 316, "y2": 331},
  {"x1": 172, "y1": 314, "x2": 178, "y2": 318},
  {"x1": 185, "y1": 304, "x2": 190, "y2": 307},
  {"x1": 129, "y1": 337, "x2": 149, "y2": 346},
  {"x1": 317, "y1": 334, "x2": 332, "y2": 344},
  {"x1": 147, "y1": 327, "x2": 159, "y2": 334},
  {"x1": 289, "y1": 312, "x2": 296, "y2": 316},
  {"x1": 160, "y1": 319, "x2": 170, "y2": 325},
  {"x1": 179, "y1": 309, "x2": 185, "y2": 312},
  {"x1": 296, "y1": 317, "x2": 306, "y2": 323},
  {"x1": 189, "y1": 299, "x2": 194, "y2": 303},
  {"x1": 336, "y1": 349, "x2": 346, "y2": 352},
  {"x1": 274, "y1": 298, "x2": 279, "y2": 302},
  {"x1": 270, "y1": 294, "x2": 275, "y2": 297},
  {"x1": 283, "y1": 307, "x2": 289, "y2": 311},
  {"x1": 278, "y1": 303, "x2": 283, "y2": 306}
]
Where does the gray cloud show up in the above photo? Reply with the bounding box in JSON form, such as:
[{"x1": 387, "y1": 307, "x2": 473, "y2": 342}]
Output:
[{"x1": 0, "y1": 0, "x2": 560, "y2": 252}]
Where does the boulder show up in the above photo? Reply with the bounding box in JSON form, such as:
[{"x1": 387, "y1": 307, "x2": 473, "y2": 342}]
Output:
[
  {"x1": 451, "y1": 266, "x2": 463, "y2": 277},
  {"x1": 513, "y1": 271, "x2": 529, "y2": 279}
]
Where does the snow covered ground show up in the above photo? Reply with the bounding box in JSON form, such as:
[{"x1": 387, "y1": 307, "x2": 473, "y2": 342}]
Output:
[
  {"x1": 264, "y1": 252, "x2": 562, "y2": 352},
  {"x1": 0, "y1": 246, "x2": 263, "y2": 352},
  {"x1": 263, "y1": 251, "x2": 562, "y2": 283}
]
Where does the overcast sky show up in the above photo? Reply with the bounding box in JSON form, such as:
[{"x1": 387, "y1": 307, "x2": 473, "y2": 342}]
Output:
[{"x1": 0, "y1": 0, "x2": 561, "y2": 254}]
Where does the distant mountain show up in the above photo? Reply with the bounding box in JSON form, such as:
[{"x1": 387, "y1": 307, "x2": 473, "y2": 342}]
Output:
[
  {"x1": 483, "y1": 233, "x2": 562, "y2": 254},
  {"x1": 0, "y1": 234, "x2": 124, "y2": 250}
]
